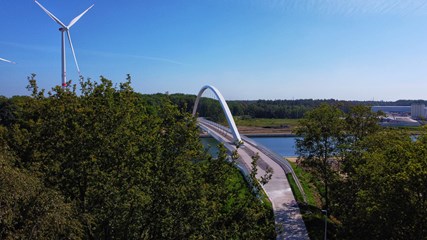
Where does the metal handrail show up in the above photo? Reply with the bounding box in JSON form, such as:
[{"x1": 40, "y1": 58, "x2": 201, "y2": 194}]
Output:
[
  {"x1": 198, "y1": 118, "x2": 307, "y2": 202},
  {"x1": 241, "y1": 135, "x2": 307, "y2": 202}
]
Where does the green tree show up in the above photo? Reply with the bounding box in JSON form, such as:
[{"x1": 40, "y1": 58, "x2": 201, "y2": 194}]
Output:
[
  {"x1": 2, "y1": 76, "x2": 275, "y2": 239},
  {"x1": 338, "y1": 105, "x2": 384, "y2": 176},
  {"x1": 335, "y1": 130, "x2": 427, "y2": 239},
  {"x1": 345, "y1": 105, "x2": 382, "y2": 142},
  {"x1": 0, "y1": 135, "x2": 82, "y2": 239},
  {"x1": 296, "y1": 104, "x2": 345, "y2": 211}
]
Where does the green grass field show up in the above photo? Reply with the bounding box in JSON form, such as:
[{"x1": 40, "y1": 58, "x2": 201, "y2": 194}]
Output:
[
  {"x1": 234, "y1": 118, "x2": 300, "y2": 128},
  {"x1": 235, "y1": 118, "x2": 425, "y2": 135}
]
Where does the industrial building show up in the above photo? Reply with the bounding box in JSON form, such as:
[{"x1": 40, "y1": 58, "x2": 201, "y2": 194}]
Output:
[
  {"x1": 372, "y1": 104, "x2": 426, "y2": 127},
  {"x1": 411, "y1": 103, "x2": 426, "y2": 120}
]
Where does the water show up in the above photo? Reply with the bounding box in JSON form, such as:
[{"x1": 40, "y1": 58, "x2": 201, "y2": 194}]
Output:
[
  {"x1": 200, "y1": 136, "x2": 297, "y2": 157},
  {"x1": 202, "y1": 135, "x2": 420, "y2": 158},
  {"x1": 200, "y1": 137, "x2": 221, "y2": 158},
  {"x1": 250, "y1": 137, "x2": 297, "y2": 157}
]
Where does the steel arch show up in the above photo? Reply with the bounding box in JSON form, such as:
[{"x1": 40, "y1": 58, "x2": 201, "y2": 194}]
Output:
[{"x1": 192, "y1": 85, "x2": 242, "y2": 144}]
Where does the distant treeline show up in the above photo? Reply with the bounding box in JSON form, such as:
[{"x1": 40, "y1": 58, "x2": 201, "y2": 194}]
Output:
[
  {"x1": 3, "y1": 92, "x2": 426, "y2": 122},
  {"x1": 163, "y1": 93, "x2": 427, "y2": 119}
]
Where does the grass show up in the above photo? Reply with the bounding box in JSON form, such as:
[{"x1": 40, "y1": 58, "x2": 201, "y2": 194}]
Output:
[
  {"x1": 285, "y1": 159, "x2": 338, "y2": 240},
  {"x1": 235, "y1": 117, "x2": 426, "y2": 135},
  {"x1": 227, "y1": 163, "x2": 273, "y2": 209},
  {"x1": 235, "y1": 118, "x2": 300, "y2": 128},
  {"x1": 286, "y1": 161, "x2": 320, "y2": 206},
  {"x1": 286, "y1": 173, "x2": 305, "y2": 203},
  {"x1": 258, "y1": 184, "x2": 273, "y2": 209}
]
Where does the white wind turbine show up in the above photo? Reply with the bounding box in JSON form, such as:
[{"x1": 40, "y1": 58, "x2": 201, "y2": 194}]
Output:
[
  {"x1": 0, "y1": 57, "x2": 16, "y2": 64},
  {"x1": 35, "y1": 1, "x2": 94, "y2": 87}
]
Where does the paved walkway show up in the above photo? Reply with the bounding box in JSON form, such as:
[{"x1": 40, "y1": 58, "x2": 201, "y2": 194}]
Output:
[{"x1": 198, "y1": 119, "x2": 309, "y2": 240}]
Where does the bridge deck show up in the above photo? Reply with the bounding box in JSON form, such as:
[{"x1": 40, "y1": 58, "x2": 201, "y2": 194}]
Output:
[{"x1": 198, "y1": 118, "x2": 309, "y2": 240}]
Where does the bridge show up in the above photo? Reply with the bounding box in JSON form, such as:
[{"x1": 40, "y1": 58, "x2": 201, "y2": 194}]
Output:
[{"x1": 193, "y1": 85, "x2": 309, "y2": 240}]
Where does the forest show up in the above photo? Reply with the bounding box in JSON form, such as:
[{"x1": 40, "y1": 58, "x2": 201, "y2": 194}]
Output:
[
  {"x1": 167, "y1": 93, "x2": 425, "y2": 120},
  {"x1": 0, "y1": 76, "x2": 274, "y2": 239}
]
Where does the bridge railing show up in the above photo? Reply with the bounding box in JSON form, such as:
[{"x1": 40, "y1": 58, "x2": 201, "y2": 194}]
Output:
[
  {"x1": 198, "y1": 118, "x2": 307, "y2": 203},
  {"x1": 240, "y1": 135, "x2": 307, "y2": 202}
]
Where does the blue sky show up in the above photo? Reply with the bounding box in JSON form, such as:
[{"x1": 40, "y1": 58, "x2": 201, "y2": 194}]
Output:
[{"x1": 1, "y1": 0, "x2": 427, "y2": 100}]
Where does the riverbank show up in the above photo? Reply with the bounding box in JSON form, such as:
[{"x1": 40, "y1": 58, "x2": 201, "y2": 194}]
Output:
[{"x1": 237, "y1": 125, "x2": 296, "y2": 136}]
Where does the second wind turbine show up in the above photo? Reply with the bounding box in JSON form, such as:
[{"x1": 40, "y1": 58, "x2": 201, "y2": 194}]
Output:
[{"x1": 35, "y1": 1, "x2": 94, "y2": 87}]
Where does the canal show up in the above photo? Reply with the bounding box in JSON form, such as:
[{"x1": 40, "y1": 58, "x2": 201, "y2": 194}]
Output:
[{"x1": 201, "y1": 136, "x2": 298, "y2": 158}]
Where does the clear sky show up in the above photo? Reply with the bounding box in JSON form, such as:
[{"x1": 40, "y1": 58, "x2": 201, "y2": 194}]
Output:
[{"x1": 1, "y1": 0, "x2": 427, "y2": 100}]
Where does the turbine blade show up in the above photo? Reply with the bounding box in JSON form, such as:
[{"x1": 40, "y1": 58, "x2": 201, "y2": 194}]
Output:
[
  {"x1": 34, "y1": 0, "x2": 67, "y2": 29},
  {"x1": 68, "y1": 4, "x2": 94, "y2": 29},
  {"x1": 0, "y1": 57, "x2": 16, "y2": 64},
  {"x1": 66, "y1": 31, "x2": 81, "y2": 75}
]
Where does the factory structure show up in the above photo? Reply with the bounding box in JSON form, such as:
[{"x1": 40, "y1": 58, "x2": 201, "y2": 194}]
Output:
[
  {"x1": 410, "y1": 103, "x2": 426, "y2": 119},
  {"x1": 372, "y1": 103, "x2": 426, "y2": 127}
]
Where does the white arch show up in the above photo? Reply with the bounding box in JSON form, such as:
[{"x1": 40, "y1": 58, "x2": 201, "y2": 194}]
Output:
[{"x1": 192, "y1": 85, "x2": 242, "y2": 144}]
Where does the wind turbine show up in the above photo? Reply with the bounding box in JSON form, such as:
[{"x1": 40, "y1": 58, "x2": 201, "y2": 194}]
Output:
[
  {"x1": 0, "y1": 57, "x2": 16, "y2": 64},
  {"x1": 35, "y1": 1, "x2": 94, "y2": 87}
]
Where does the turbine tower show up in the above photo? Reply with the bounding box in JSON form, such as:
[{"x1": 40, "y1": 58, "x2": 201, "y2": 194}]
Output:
[
  {"x1": 35, "y1": 1, "x2": 94, "y2": 87},
  {"x1": 0, "y1": 57, "x2": 16, "y2": 64}
]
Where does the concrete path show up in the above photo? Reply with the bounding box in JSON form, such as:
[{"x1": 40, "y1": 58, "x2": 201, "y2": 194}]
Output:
[{"x1": 198, "y1": 119, "x2": 309, "y2": 240}]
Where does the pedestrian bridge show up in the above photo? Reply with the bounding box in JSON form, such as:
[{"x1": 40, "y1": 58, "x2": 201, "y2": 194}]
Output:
[{"x1": 193, "y1": 85, "x2": 309, "y2": 240}]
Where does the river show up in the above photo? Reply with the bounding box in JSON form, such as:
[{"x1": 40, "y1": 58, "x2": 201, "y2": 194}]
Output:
[
  {"x1": 202, "y1": 134, "x2": 419, "y2": 158},
  {"x1": 250, "y1": 136, "x2": 298, "y2": 156},
  {"x1": 201, "y1": 136, "x2": 298, "y2": 158}
]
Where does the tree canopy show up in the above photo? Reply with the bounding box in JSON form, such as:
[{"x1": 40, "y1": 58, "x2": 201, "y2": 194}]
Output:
[
  {"x1": 0, "y1": 76, "x2": 274, "y2": 239},
  {"x1": 296, "y1": 103, "x2": 426, "y2": 239}
]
